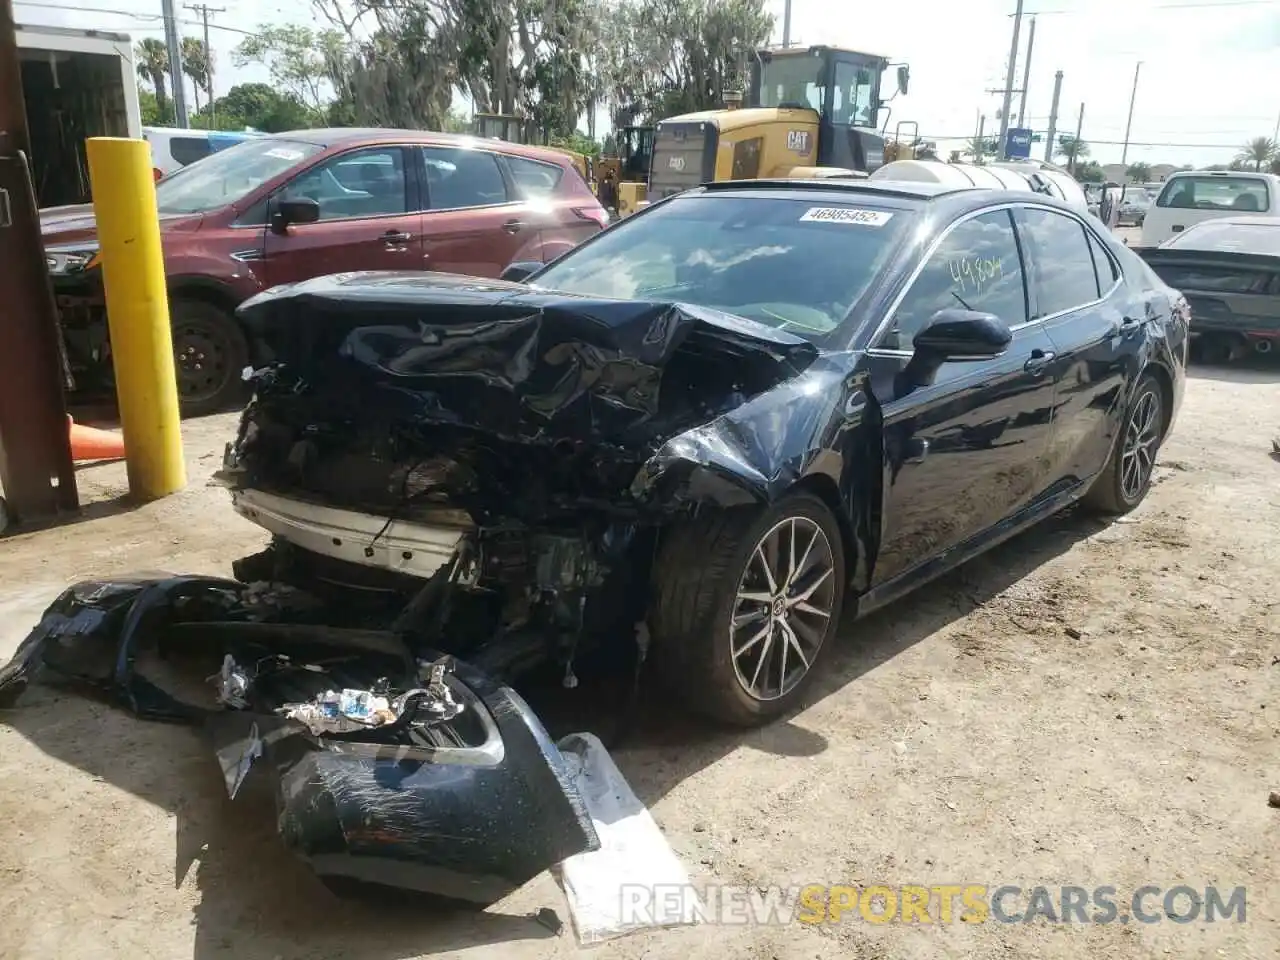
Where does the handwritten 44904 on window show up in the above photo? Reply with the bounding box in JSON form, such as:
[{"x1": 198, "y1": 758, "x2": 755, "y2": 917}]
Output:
[{"x1": 949, "y1": 256, "x2": 1003, "y2": 294}]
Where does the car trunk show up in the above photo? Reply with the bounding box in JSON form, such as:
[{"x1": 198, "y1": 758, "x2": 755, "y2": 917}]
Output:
[{"x1": 1139, "y1": 248, "x2": 1280, "y2": 334}]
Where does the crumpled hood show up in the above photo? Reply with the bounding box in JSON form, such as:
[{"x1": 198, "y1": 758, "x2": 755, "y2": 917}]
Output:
[
  {"x1": 41, "y1": 204, "x2": 205, "y2": 246},
  {"x1": 236, "y1": 270, "x2": 820, "y2": 445}
]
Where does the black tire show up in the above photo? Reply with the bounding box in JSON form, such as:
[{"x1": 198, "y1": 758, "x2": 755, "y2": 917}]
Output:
[
  {"x1": 170, "y1": 298, "x2": 249, "y2": 417},
  {"x1": 1083, "y1": 373, "x2": 1164, "y2": 516},
  {"x1": 650, "y1": 493, "x2": 846, "y2": 727}
]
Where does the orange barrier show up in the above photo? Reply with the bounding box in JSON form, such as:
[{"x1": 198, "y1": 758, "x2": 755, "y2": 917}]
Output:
[{"x1": 67, "y1": 415, "x2": 126, "y2": 462}]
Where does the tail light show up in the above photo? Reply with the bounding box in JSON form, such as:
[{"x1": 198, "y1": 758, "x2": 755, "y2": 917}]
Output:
[
  {"x1": 572, "y1": 205, "x2": 610, "y2": 229},
  {"x1": 153, "y1": 168, "x2": 164, "y2": 182}
]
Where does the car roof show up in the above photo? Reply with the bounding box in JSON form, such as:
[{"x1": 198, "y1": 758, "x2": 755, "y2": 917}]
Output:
[
  {"x1": 1163, "y1": 170, "x2": 1280, "y2": 183},
  {"x1": 693, "y1": 177, "x2": 1081, "y2": 215},
  {"x1": 268, "y1": 127, "x2": 570, "y2": 163},
  {"x1": 1163, "y1": 215, "x2": 1280, "y2": 256}
]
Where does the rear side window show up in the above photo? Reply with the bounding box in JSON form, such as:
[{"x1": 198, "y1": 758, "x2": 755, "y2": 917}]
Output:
[
  {"x1": 883, "y1": 209, "x2": 1027, "y2": 349},
  {"x1": 422, "y1": 147, "x2": 509, "y2": 209},
  {"x1": 1156, "y1": 176, "x2": 1269, "y2": 213},
  {"x1": 505, "y1": 155, "x2": 565, "y2": 199},
  {"x1": 170, "y1": 136, "x2": 213, "y2": 167},
  {"x1": 1018, "y1": 207, "x2": 1101, "y2": 315}
]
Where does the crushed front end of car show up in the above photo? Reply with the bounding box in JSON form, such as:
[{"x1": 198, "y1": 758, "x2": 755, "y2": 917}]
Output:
[{"x1": 216, "y1": 271, "x2": 821, "y2": 687}]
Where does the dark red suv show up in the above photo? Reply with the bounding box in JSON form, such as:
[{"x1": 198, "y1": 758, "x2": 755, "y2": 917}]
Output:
[{"x1": 41, "y1": 128, "x2": 609, "y2": 414}]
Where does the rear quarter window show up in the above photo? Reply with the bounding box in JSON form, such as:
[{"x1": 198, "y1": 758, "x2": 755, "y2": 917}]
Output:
[
  {"x1": 1156, "y1": 176, "x2": 1269, "y2": 214},
  {"x1": 506, "y1": 155, "x2": 566, "y2": 199}
]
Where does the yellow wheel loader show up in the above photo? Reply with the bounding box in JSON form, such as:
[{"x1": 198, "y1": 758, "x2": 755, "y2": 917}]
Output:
[{"x1": 644, "y1": 45, "x2": 910, "y2": 208}]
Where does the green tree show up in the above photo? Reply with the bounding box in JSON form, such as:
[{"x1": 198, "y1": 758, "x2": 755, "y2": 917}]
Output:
[
  {"x1": 233, "y1": 25, "x2": 346, "y2": 119},
  {"x1": 181, "y1": 36, "x2": 212, "y2": 117},
  {"x1": 1236, "y1": 136, "x2": 1275, "y2": 172},
  {"x1": 1056, "y1": 134, "x2": 1089, "y2": 171},
  {"x1": 1125, "y1": 161, "x2": 1152, "y2": 183},
  {"x1": 1076, "y1": 161, "x2": 1105, "y2": 183},
  {"x1": 964, "y1": 136, "x2": 998, "y2": 162},
  {"x1": 135, "y1": 38, "x2": 169, "y2": 115},
  {"x1": 207, "y1": 82, "x2": 314, "y2": 132},
  {"x1": 137, "y1": 86, "x2": 174, "y2": 126}
]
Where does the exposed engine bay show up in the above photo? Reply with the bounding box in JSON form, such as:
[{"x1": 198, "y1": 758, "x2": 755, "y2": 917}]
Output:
[{"x1": 216, "y1": 272, "x2": 820, "y2": 685}]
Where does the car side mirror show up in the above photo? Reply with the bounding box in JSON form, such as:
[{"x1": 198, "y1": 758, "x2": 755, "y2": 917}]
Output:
[
  {"x1": 897, "y1": 65, "x2": 910, "y2": 95},
  {"x1": 270, "y1": 197, "x2": 320, "y2": 234},
  {"x1": 500, "y1": 260, "x2": 544, "y2": 283},
  {"x1": 900, "y1": 309, "x2": 1012, "y2": 390}
]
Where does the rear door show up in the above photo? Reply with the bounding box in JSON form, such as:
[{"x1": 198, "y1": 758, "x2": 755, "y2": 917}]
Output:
[
  {"x1": 865, "y1": 207, "x2": 1060, "y2": 587},
  {"x1": 1014, "y1": 205, "x2": 1133, "y2": 490},
  {"x1": 261, "y1": 144, "x2": 425, "y2": 286},
  {"x1": 503, "y1": 153, "x2": 603, "y2": 261},
  {"x1": 416, "y1": 145, "x2": 543, "y2": 277}
]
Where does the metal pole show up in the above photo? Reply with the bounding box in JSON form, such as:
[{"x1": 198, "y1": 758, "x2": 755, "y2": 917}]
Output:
[
  {"x1": 782, "y1": 0, "x2": 792, "y2": 47},
  {"x1": 997, "y1": 0, "x2": 1024, "y2": 159},
  {"x1": 162, "y1": 0, "x2": 188, "y2": 127},
  {"x1": 1120, "y1": 61, "x2": 1141, "y2": 168},
  {"x1": 186, "y1": 5, "x2": 223, "y2": 128},
  {"x1": 1017, "y1": 17, "x2": 1036, "y2": 127},
  {"x1": 1071, "y1": 102, "x2": 1084, "y2": 175},
  {"x1": 0, "y1": 0, "x2": 79, "y2": 523},
  {"x1": 977, "y1": 114, "x2": 986, "y2": 164},
  {"x1": 1044, "y1": 69, "x2": 1063, "y2": 163}
]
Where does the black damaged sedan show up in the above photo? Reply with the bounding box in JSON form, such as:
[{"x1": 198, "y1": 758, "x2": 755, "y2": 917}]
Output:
[{"x1": 216, "y1": 178, "x2": 1189, "y2": 727}]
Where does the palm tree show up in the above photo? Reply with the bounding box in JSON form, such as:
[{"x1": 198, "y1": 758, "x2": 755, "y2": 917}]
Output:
[
  {"x1": 1236, "y1": 137, "x2": 1275, "y2": 172},
  {"x1": 1056, "y1": 135, "x2": 1089, "y2": 173},
  {"x1": 181, "y1": 36, "x2": 211, "y2": 117},
  {"x1": 135, "y1": 38, "x2": 169, "y2": 115}
]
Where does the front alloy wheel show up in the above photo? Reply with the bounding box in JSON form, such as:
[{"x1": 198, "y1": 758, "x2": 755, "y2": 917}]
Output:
[
  {"x1": 1120, "y1": 388, "x2": 1160, "y2": 504},
  {"x1": 651, "y1": 492, "x2": 846, "y2": 726},
  {"x1": 731, "y1": 517, "x2": 837, "y2": 701}
]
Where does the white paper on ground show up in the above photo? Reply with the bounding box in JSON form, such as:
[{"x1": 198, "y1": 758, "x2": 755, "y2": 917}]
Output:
[{"x1": 553, "y1": 732, "x2": 703, "y2": 945}]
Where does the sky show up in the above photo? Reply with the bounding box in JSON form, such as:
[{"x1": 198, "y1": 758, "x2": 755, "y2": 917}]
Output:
[{"x1": 15, "y1": 0, "x2": 1280, "y2": 168}]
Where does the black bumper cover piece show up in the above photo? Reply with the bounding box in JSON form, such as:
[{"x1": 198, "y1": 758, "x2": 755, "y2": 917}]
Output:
[{"x1": 0, "y1": 577, "x2": 601, "y2": 905}]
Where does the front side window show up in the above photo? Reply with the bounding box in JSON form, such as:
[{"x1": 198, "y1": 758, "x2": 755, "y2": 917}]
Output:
[
  {"x1": 1019, "y1": 207, "x2": 1103, "y2": 315},
  {"x1": 156, "y1": 137, "x2": 324, "y2": 216},
  {"x1": 530, "y1": 194, "x2": 910, "y2": 343},
  {"x1": 831, "y1": 61, "x2": 878, "y2": 127},
  {"x1": 878, "y1": 210, "x2": 1027, "y2": 351},
  {"x1": 422, "y1": 146, "x2": 509, "y2": 210},
  {"x1": 278, "y1": 146, "x2": 408, "y2": 221},
  {"x1": 1156, "y1": 176, "x2": 1270, "y2": 213}
]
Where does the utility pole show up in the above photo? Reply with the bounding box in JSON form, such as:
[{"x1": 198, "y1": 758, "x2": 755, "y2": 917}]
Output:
[
  {"x1": 162, "y1": 0, "x2": 188, "y2": 127},
  {"x1": 997, "y1": 0, "x2": 1025, "y2": 159},
  {"x1": 1120, "y1": 60, "x2": 1142, "y2": 169},
  {"x1": 185, "y1": 4, "x2": 223, "y2": 128},
  {"x1": 1044, "y1": 69, "x2": 1063, "y2": 163},
  {"x1": 1016, "y1": 17, "x2": 1036, "y2": 127},
  {"x1": 977, "y1": 114, "x2": 987, "y2": 165},
  {"x1": 782, "y1": 0, "x2": 792, "y2": 47},
  {"x1": 0, "y1": 0, "x2": 79, "y2": 523},
  {"x1": 1070, "y1": 102, "x2": 1084, "y2": 175}
]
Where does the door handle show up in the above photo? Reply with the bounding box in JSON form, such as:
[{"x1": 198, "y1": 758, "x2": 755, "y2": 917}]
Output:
[
  {"x1": 1024, "y1": 349, "x2": 1056, "y2": 374},
  {"x1": 382, "y1": 231, "x2": 412, "y2": 244},
  {"x1": 502, "y1": 219, "x2": 525, "y2": 234}
]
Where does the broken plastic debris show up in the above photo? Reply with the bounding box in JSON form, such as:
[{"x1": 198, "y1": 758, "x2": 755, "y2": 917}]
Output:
[
  {"x1": 277, "y1": 662, "x2": 464, "y2": 736},
  {"x1": 214, "y1": 654, "x2": 250, "y2": 709}
]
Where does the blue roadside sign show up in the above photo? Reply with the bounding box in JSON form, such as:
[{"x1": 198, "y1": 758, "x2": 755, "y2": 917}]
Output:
[{"x1": 1005, "y1": 127, "x2": 1033, "y2": 159}]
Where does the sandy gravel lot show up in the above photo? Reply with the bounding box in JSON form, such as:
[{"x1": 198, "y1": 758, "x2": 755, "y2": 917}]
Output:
[{"x1": 0, "y1": 356, "x2": 1276, "y2": 960}]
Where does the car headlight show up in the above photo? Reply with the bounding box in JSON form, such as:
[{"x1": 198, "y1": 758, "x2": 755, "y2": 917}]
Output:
[{"x1": 45, "y1": 245, "x2": 100, "y2": 275}]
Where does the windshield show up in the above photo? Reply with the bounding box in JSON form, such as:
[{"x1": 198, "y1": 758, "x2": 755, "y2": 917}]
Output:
[
  {"x1": 155, "y1": 138, "x2": 324, "y2": 215},
  {"x1": 1155, "y1": 175, "x2": 1270, "y2": 213},
  {"x1": 757, "y1": 55, "x2": 825, "y2": 111},
  {"x1": 530, "y1": 194, "x2": 909, "y2": 341}
]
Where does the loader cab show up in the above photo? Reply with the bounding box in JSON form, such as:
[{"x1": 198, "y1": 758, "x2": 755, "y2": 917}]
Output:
[
  {"x1": 749, "y1": 46, "x2": 905, "y2": 172},
  {"x1": 618, "y1": 125, "x2": 655, "y2": 181}
]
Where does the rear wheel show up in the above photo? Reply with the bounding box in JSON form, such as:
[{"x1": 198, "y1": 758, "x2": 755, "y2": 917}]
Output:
[
  {"x1": 170, "y1": 298, "x2": 249, "y2": 416},
  {"x1": 651, "y1": 493, "x2": 846, "y2": 726},
  {"x1": 1083, "y1": 374, "x2": 1164, "y2": 516}
]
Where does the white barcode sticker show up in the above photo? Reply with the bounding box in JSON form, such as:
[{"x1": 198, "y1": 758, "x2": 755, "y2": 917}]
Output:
[{"x1": 799, "y1": 207, "x2": 894, "y2": 226}]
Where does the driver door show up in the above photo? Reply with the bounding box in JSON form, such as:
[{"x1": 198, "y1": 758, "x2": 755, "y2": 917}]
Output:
[
  {"x1": 262, "y1": 145, "x2": 425, "y2": 286},
  {"x1": 863, "y1": 207, "x2": 1060, "y2": 587}
]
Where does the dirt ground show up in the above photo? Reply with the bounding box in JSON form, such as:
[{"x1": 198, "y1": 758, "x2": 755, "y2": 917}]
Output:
[{"x1": 0, "y1": 354, "x2": 1277, "y2": 960}]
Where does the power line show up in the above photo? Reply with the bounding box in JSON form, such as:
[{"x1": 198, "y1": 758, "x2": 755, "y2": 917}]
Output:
[
  {"x1": 1026, "y1": 0, "x2": 1280, "y2": 12},
  {"x1": 12, "y1": 1, "x2": 260, "y2": 36},
  {"x1": 921, "y1": 133, "x2": 1248, "y2": 149}
]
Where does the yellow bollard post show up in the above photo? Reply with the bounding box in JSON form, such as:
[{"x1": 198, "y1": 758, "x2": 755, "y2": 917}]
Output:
[{"x1": 85, "y1": 137, "x2": 186, "y2": 500}]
